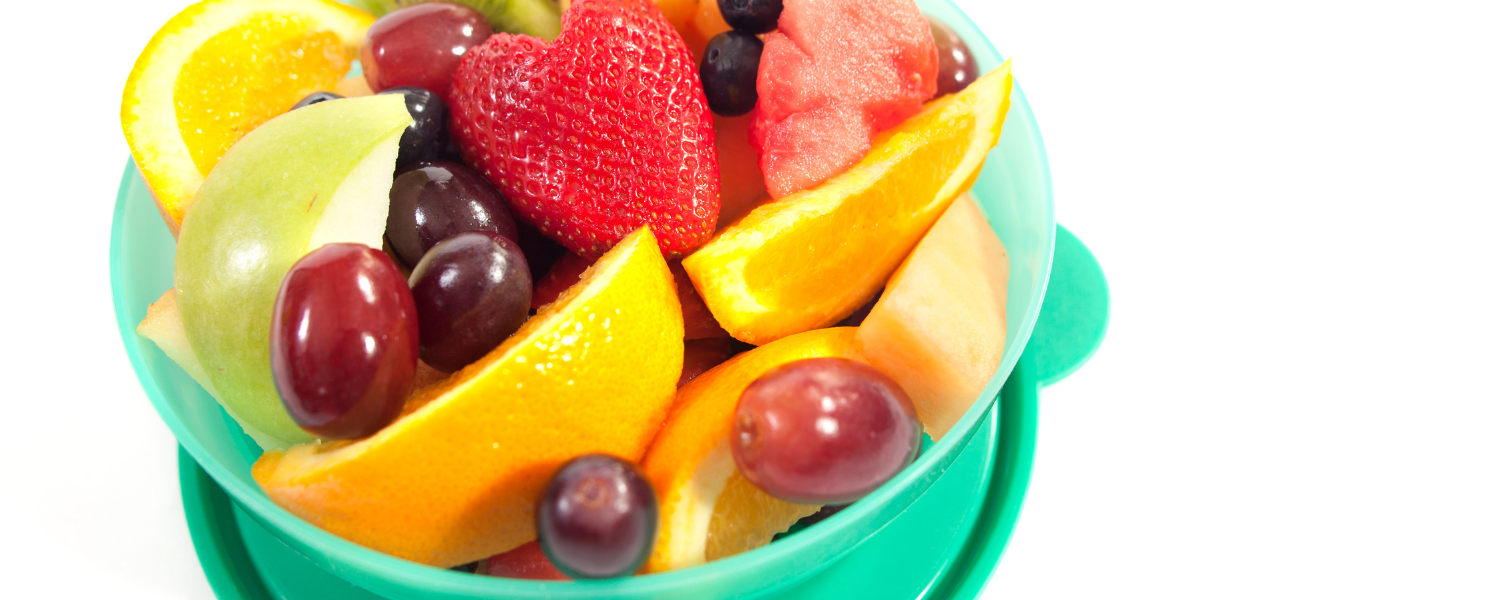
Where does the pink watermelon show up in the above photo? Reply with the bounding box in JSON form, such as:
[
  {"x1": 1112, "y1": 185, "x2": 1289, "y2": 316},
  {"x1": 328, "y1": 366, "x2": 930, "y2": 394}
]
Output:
[{"x1": 751, "y1": 0, "x2": 938, "y2": 199}]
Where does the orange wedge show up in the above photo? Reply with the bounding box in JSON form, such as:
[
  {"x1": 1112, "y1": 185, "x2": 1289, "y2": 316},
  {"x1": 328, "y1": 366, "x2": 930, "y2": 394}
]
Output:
[
  {"x1": 683, "y1": 61, "x2": 1013, "y2": 345},
  {"x1": 253, "y1": 228, "x2": 683, "y2": 567},
  {"x1": 642, "y1": 327, "x2": 866, "y2": 572},
  {"x1": 121, "y1": 0, "x2": 372, "y2": 235}
]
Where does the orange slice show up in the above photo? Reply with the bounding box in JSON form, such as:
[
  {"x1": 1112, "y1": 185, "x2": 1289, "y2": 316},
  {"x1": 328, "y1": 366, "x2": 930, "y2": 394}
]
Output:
[
  {"x1": 253, "y1": 227, "x2": 684, "y2": 567},
  {"x1": 121, "y1": 0, "x2": 372, "y2": 235},
  {"x1": 682, "y1": 61, "x2": 1013, "y2": 345},
  {"x1": 642, "y1": 327, "x2": 867, "y2": 572}
]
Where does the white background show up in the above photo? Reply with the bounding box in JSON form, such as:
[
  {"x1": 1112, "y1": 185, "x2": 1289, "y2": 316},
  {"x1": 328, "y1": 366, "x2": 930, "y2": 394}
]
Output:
[{"x1": 1, "y1": 0, "x2": 1496, "y2": 597}]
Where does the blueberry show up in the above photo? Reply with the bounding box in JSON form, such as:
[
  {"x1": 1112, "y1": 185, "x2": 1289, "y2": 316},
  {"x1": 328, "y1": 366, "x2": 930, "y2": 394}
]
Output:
[
  {"x1": 291, "y1": 91, "x2": 342, "y2": 110},
  {"x1": 376, "y1": 87, "x2": 449, "y2": 167},
  {"x1": 700, "y1": 31, "x2": 763, "y2": 117},
  {"x1": 719, "y1": 0, "x2": 783, "y2": 35}
]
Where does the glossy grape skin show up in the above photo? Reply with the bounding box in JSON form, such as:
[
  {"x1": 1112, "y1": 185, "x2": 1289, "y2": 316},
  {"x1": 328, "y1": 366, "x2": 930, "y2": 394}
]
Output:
[
  {"x1": 732, "y1": 358, "x2": 921, "y2": 504},
  {"x1": 361, "y1": 3, "x2": 493, "y2": 98},
  {"x1": 386, "y1": 160, "x2": 518, "y2": 268},
  {"x1": 514, "y1": 221, "x2": 569, "y2": 282},
  {"x1": 700, "y1": 31, "x2": 763, "y2": 117},
  {"x1": 927, "y1": 16, "x2": 979, "y2": 97},
  {"x1": 291, "y1": 91, "x2": 342, "y2": 110},
  {"x1": 719, "y1": 0, "x2": 783, "y2": 34},
  {"x1": 377, "y1": 86, "x2": 449, "y2": 166},
  {"x1": 407, "y1": 231, "x2": 531, "y2": 372},
  {"x1": 537, "y1": 454, "x2": 658, "y2": 579},
  {"x1": 270, "y1": 244, "x2": 418, "y2": 440}
]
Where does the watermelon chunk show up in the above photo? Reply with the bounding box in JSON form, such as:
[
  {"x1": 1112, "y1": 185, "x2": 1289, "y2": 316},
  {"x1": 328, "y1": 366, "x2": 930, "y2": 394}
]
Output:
[{"x1": 751, "y1": 0, "x2": 938, "y2": 199}]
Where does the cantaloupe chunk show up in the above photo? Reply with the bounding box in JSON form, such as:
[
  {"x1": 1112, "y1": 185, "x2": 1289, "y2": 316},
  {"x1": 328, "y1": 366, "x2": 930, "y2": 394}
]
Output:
[{"x1": 855, "y1": 194, "x2": 1008, "y2": 441}]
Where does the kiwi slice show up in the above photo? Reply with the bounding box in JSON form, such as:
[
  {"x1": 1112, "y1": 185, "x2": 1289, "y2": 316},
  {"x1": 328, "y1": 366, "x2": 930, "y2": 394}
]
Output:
[{"x1": 351, "y1": 0, "x2": 562, "y2": 40}]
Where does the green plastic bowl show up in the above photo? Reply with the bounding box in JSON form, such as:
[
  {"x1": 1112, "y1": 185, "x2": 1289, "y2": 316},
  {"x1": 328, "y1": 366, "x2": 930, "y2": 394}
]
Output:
[{"x1": 110, "y1": 1, "x2": 1108, "y2": 597}]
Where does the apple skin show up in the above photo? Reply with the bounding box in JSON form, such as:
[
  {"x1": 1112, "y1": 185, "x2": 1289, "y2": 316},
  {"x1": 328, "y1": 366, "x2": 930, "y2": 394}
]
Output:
[{"x1": 175, "y1": 94, "x2": 411, "y2": 449}]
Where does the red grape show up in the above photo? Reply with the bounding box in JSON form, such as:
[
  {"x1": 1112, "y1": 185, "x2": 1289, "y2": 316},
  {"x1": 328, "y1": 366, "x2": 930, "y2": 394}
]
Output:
[
  {"x1": 387, "y1": 160, "x2": 517, "y2": 269},
  {"x1": 484, "y1": 540, "x2": 570, "y2": 580},
  {"x1": 732, "y1": 358, "x2": 921, "y2": 504},
  {"x1": 928, "y1": 16, "x2": 979, "y2": 97},
  {"x1": 361, "y1": 3, "x2": 493, "y2": 98},
  {"x1": 408, "y1": 231, "x2": 531, "y2": 372},
  {"x1": 536, "y1": 454, "x2": 658, "y2": 579},
  {"x1": 270, "y1": 244, "x2": 419, "y2": 440}
]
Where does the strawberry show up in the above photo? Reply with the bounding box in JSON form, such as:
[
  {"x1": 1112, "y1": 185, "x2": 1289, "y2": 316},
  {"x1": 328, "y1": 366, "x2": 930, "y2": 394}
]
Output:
[{"x1": 448, "y1": 0, "x2": 720, "y2": 259}]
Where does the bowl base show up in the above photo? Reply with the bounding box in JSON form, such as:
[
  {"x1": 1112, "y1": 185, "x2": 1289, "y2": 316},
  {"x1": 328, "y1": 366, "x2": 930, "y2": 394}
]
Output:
[{"x1": 178, "y1": 354, "x2": 1039, "y2": 600}]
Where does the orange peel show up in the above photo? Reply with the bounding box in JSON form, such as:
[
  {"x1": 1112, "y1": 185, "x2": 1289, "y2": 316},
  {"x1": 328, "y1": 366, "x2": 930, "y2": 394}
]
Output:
[
  {"x1": 121, "y1": 0, "x2": 371, "y2": 235},
  {"x1": 683, "y1": 61, "x2": 1014, "y2": 345}
]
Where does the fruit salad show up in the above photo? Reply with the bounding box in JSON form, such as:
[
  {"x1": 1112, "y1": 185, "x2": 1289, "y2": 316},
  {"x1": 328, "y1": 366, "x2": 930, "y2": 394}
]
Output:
[{"x1": 123, "y1": 0, "x2": 1014, "y2": 581}]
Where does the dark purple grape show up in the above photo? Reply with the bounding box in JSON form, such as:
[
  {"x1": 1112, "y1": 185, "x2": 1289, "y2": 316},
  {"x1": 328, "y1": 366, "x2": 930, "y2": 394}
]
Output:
[
  {"x1": 291, "y1": 91, "x2": 342, "y2": 110},
  {"x1": 514, "y1": 221, "x2": 569, "y2": 282},
  {"x1": 408, "y1": 231, "x2": 531, "y2": 372},
  {"x1": 536, "y1": 454, "x2": 658, "y2": 579},
  {"x1": 386, "y1": 160, "x2": 517, "y2": 268},
  {"x1": 732, "y1": 358, "x2": 921, "y2": 504},
  {"x1": 928, "y1": 16, "x2": 979, "y2": 97},
  {"x1": 270, "y1": 244, "x2": 418, "y2": 440},
  {"x1": 719, "y1": 0, "x2": 783, "y2": 34},
  {"x1": 361, "y1": 3, "x2": 492, "y2": 98},
  {"x1": 700, "y1": 31, "x2": 763, "y2": 117},
  {"x1": 377, "y1": 86, "x2": 449, "y2": 166}
]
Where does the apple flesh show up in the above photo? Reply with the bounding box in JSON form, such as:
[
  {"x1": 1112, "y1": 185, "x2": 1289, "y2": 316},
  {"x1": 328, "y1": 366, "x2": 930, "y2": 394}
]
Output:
[
  {"x1": 855, "y1": 195, "x2": 1009, "y2": 441},
  {"x1": 138, "y1": 288, "x2": 294, "y2": 448},
  {"x1": 172, "y1": 94, "x2": 411, "y2": 449}
]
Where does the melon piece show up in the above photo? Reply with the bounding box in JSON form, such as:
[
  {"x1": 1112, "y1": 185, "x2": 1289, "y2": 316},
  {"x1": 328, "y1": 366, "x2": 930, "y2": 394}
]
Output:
[
  {"x1": 752, "y1": 0, "x2": 937, "y2": 199},
  {"x1": 855, "y1": 195, "x2": 1008, "y2": 441}
]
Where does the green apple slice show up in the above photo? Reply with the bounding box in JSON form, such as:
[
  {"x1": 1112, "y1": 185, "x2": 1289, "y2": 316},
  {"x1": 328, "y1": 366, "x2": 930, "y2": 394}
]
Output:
[
  {"x1": 348, "y1": 0, "x2": 562, "y2": 40},
  {"x1": 138, "y1": 288, "x2": 289, "y2": 449},
  {"x1": 174, "y1": 94, "x2": 411, "y2": 450}
]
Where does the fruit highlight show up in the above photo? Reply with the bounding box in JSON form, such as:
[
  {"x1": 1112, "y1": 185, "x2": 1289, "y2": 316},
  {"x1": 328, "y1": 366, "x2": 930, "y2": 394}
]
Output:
[{"x1": 271, "y1": 243, "x2": 419, "y2": 440}]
